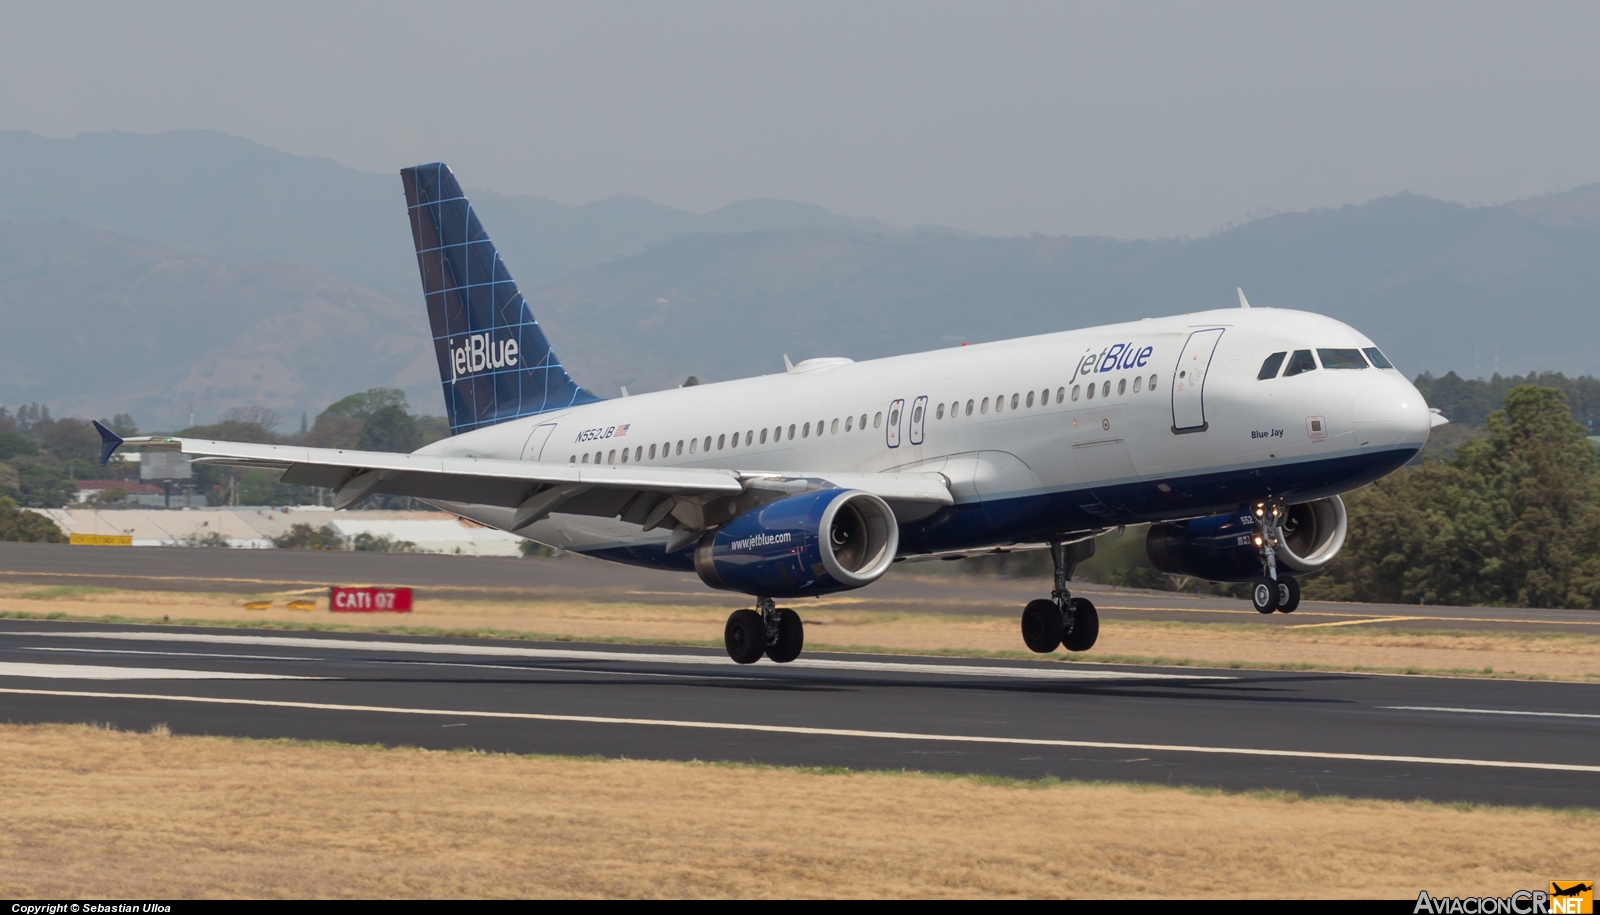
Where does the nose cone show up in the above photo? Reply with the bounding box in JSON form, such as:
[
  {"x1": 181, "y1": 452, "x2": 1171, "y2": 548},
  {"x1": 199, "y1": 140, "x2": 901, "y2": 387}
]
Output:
[{"x1": 1353, "y1": 379, "x2": 1432, "y2": 451}]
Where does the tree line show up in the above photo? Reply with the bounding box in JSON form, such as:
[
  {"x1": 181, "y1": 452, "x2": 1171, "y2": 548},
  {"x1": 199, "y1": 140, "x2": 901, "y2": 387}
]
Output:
[{"x1": 0, "y1": 389, "x2": 447, "y2": 514}]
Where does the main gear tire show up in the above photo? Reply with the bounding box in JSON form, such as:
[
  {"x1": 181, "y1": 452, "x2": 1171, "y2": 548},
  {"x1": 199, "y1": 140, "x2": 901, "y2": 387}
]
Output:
[
  {"x1": 724, "y1": 609, "x2": 766, "y2": 664},
  {"x1": 1020, "y1": 599, "x2": 1063, "y2": 653},
  {"x1": 1250, "y1": 577, "x2": 1280, "y2": 614},
  {"x1": 1063, "y1": 597, "x2": 1099, "y2": 652},
  {"x1": 766, "y1": 608, "x2": 804, "y2": 663}
]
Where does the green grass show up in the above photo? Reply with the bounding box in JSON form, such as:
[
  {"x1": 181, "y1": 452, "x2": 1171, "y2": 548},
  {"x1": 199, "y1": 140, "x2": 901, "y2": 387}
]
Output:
[{"x1": 15, "y1": 586, "x2": 119, "y2": 600}]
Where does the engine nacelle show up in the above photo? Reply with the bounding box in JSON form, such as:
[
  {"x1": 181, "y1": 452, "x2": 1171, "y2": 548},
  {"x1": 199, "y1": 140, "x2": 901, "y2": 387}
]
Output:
[
  {"x1": 694, "y1": 489, "x2": 899, "y2": 597},
  {"x1": 1146, "y1": 495, "x2": 1348, "y2": 581}
]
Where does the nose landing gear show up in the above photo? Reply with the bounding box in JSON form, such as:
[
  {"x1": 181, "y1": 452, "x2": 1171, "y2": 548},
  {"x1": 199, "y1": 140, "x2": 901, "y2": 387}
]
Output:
[
  {"x1": 1250, "y1": 502, "x2": 1301, "y2": 614},
  {"x1": 725, "y1": 596, "x2": 805, "y2": 664},
  {"x1": 1020, "y1": 539, "x2": 1100, "y2": 653}
]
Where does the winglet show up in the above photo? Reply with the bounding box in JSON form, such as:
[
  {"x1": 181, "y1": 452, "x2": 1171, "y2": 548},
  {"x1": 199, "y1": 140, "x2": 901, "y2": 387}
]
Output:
[
  {"x1": 1237, "y1": 288, "x2": 1251, "y2": 309},
  {"x1": 783, "y1": 354, "x2": 795, "y2": 373},
  {"x1": 90, "y1": 420, "x2": 123, "y2": 467}
]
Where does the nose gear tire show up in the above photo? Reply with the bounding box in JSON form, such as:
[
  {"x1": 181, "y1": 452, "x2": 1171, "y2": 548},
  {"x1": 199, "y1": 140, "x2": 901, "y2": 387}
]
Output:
[
  {"x1": 1250, "y1": 578, "x2": 1279, "y2": 614},
  {"x1": 1275, "y1": 575, "x2": 1301, "y2": 614},
  {"x1": 766, "y1": 608, "x2": 804, "y2": 663},
  {"x1": 1063, "y1": 597, "x2": 1099, "y2": 652},
  {"x1": 724, "y1": 609, "x2": 766, "y2": 664},
  {"x1": 1021, "y1": 599, "x2": 1063, "y2": 653}
]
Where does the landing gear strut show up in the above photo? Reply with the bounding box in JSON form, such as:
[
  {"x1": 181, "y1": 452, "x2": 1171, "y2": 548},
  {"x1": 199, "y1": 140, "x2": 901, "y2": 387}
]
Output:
[
  {"x1": 724, "y1": 597, "x2": 804, "y2": 664},
  {"x1": 1021, "y1": 539, "x2": 1099, "y2": 653},
  {"x1": 1250, "y1": 502, "x2": 1300, "y2": 614}
]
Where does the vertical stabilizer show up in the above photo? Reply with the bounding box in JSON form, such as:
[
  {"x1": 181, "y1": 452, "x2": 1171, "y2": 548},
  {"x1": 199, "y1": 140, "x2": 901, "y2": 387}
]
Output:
[{"x1": 401, "y1": 163, "x2": 599, "y2": 435}]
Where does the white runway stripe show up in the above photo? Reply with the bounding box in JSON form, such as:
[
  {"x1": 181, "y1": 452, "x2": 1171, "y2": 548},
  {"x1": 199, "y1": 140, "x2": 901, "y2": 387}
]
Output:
[
  {"x1": 6, "y1": 631, "x2": 1230, "y2": 681},
  {"x1": 0, "y1": 662, "x2": 313, "y2": 681},
  {"x1": 1382, "y1": 706, "x2": 1600, "y2": 720},
  {"x1": 3, "y1": 686, "x2": 1597, "y2": 774}
]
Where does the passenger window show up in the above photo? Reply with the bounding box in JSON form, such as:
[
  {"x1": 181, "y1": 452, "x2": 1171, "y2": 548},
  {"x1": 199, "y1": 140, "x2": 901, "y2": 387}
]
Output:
[
  {"x1": 1133, "y1": 376, "x2": 1142, "y2": 393},
  {"x1": 910, "y1": 406, "x2": 920, "y2": 425},
  {"x1": 965, "y1": 400, "x2": 974, "y2": 416},
  {"x1": 717, "y1": 434, "x2": 726, "y2": 450},
  {"x1": 689, "y1": 439, "x2": 697, "y2": 454},
  {"x1": 1026, "y1": 391, "x2": 1035, "y2": 408},
  {"x1": 621, "y1": 448, "x2": 629, "y2": 463},
  {"x1": 1363, "y1": 347, "x2": 1394, "y2": 369},
  {"x1": 1149, "y1": 374, "x2": 1157, "y2": 390},
  {"x1": 787, "y1": 424, "x2": 796, "y2": 440},
  {"x1": 1258, "y1": 351, "x2": 1287, "y2": 380},
  {"x1": 981, "y1": 397, "x2": 990, "y2": 413},
  {"x1": 703, "y1": 436, "x2": 712, "y2": 452},
  {"x1": 1086, "y1": 384, "x2": 1095, "y2": 400},
  {"x1": 845, "y1": 415, "x2": 854, "y2": 431},
  {"x1": 730, "y1": 432, "x2": 738, "y2": 449},
  {"x1": 746, "y1": 431, "x2": 753, "y2": 446},
  {"x1": 936, "y1": 403, "x2": 945, "y2": 420},
  {"x1": 1102, "y1": 380, "x2": 1110, "y2": 398},
  {"x1": 831, "y1": 418, "x2": 840, "y2": 433},
  {"x1": 1056, "y1": 387, "x2": 1064, "y2": 404},
  {"x1": 570, "y1": 455, "x2": 577, "y2": 463},
  {"x1": 637, "y1": 446, "x2": 643, "y2": 461},
  {"x1": 1072, "y1": 385, "x2": 1080, "y2": 401},
  {"x1": 1117, "y1": 379, "x2": 1126, "y2": 395},
  {"x1": 874, "y1": 413, "x2": 882, "y2": 428},
  {"x1": 860, "y1": 414, "x2": 868, "y2": 429},
  {"x1": 1284, "y1": 350, "x2": 1317, "y2": 377},
  {"x1": 1010, "y1": 393, "x2": 1019, "y2": 410},
  {"x1": 608, "y1": 449, "x2": 616, "y2": 464},
  {"x1": 803, "y1": 422, "x2": 810, "y2": 438},
  {"x1": 649, "y1": 444, "x2": 657, "y2": 459},
  {"x1": 676, "y1": 440, "x2": 684, "y2": 456},
  {"x1": 817, "y1": 418, "x2": 825, "y2": 434},
  {"x1": 581, "y1": 454, "x2": 589, "y2": 463},
  {"x1": 760, "y1": 428, "x2": 768, "y2": 444},
  {"x1": 889, "y1": 408, "x2": 900, "y2": 426},
  {"x1": 1318, "y1": 348, "x2": 1368, "y2": 370}
]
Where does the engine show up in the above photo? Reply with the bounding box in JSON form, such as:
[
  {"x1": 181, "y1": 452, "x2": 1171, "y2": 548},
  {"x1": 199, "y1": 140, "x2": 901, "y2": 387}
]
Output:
[
  {"x1": 1146, "y1": 495, "x2": 1348, "y2": 581},
  {"x1": 694, "y1": 489, "x2": 899, "y2": 597}
]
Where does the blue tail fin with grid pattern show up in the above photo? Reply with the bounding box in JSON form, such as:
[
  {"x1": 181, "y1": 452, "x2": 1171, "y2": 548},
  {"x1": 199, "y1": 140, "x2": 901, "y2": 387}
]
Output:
[{"x1": 401, "y1": 163, "x2": 600, "y2": 435}]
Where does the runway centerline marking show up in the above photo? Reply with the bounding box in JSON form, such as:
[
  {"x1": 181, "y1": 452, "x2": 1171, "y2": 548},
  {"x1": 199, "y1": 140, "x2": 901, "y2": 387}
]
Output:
[
  {"x1": 3, "y1": 631, "x2": 1231, "y2": 681},
  {"x1": 1382, "y1": 706, "x2": 1600, "y2": 721},
  {"x1": 0, "y1": 662, "x2": 316, "y2": 681},
  {"x1": 4, "y1": 686, "x2": 1598, "y2": 774}
]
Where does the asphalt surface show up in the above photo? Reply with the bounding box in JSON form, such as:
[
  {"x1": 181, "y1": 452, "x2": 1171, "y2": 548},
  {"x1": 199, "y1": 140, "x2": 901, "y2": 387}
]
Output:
[
  {"x1": 2, "y1": 618, "x2": 1598, "y2": 807},
  {"x1": 4, "y1": 541, "x2": 1600, "y2": 635}
]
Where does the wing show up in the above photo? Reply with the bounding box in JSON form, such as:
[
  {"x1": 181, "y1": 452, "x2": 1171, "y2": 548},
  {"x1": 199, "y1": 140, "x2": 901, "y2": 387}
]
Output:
[{"x1": 94, "y1": 422, "x2": 952, "y2": 534}]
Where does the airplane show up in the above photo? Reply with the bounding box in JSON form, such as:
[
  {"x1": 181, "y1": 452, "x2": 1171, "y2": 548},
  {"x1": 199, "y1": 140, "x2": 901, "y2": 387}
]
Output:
[{"x1": 93, "y1": 163, "x2": 1443, "y2": 664}]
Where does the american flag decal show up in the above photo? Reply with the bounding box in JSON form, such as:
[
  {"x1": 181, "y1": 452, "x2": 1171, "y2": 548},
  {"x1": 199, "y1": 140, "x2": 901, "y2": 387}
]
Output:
[{"x1": 615, "y1": 424, "x2": 630, "y2": 437}]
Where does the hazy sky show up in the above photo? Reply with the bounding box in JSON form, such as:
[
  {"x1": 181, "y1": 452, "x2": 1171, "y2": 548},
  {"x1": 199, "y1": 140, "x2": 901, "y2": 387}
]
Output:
[{"x1": 3, "y1": 1, "x2": 1598, "y2": 238}]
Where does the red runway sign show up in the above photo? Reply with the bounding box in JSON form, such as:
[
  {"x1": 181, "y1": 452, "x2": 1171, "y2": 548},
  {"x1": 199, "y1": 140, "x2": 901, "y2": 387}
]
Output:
[{"x1": 329, "y1": 587, "x2": 413, "y2": 612}]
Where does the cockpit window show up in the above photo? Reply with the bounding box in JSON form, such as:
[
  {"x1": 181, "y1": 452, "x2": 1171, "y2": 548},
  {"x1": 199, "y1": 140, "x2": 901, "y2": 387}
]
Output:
[
  {"x1": 1283, "y1": 350, "x2": 1317, "y2": 377},
  {"x1": 1363, "y1": 347, "x2": 1394, "y2": 369},
  {"x1": 1258, "y1": 352, "x2": 1287, "y2": 380},
  {"x1": 1317, "y1": 348, "x2": 1368, "y2": 370}
]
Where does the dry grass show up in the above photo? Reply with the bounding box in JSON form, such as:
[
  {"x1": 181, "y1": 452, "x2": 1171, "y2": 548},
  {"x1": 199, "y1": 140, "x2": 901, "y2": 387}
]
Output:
[
  {"x1": 6, "y1": 585, "x2": 1600, "y2": 680},
  {"x1": 0, "y1": 723, "x2": 1593, "y2": 899}
]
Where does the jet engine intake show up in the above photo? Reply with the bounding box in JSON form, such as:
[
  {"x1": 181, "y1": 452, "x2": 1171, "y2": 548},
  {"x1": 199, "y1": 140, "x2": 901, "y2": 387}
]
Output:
[
  {"x1": 694, "y1": 489, "x2": 899, "y2": 597},
  {"x1": 1146, "y1": 495, "x2": 1347, "y2": 581}
]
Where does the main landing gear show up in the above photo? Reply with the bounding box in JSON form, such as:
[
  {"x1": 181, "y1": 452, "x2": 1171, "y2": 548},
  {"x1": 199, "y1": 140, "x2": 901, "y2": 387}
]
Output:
[
  {"x1": 1021, "y1": 539, "x2": 1099, "y2": 653},
  {"x1": 725, "y1": 596, "x2": 804, "y2": 664},
  {"x1": 1248, "y1": 502, "x2": 1301, "y2": 614}
]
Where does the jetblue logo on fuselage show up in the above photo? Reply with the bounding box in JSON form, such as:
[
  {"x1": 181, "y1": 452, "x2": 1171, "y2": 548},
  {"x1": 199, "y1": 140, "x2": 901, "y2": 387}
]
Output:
[
  {"x1": 1069, "y1": 342, "x2": 1154, "y2": 384},
  {"x1": 448, "y1": 333, "x2": 520, "y2": 382}
]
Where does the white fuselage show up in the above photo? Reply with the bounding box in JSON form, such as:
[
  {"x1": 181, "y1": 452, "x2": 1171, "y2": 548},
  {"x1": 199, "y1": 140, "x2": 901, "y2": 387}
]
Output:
[{"x1": 417, "y1": 307, "x2": 1432, "y2": 564}]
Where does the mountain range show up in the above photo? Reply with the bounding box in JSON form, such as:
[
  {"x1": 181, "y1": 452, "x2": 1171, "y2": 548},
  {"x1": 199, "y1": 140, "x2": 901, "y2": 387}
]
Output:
[{"x1": 1, "y1": 129, "x2": 1596, "y2": 430}]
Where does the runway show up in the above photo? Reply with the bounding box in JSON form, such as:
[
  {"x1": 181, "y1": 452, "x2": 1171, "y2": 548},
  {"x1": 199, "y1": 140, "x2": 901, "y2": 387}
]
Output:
[
  {"x1": 2, "y1": 618, "x2": 1597, "y2": 807},
  {"x1": 4, "y1": 542, "x2": 1598, "y2": 634}
]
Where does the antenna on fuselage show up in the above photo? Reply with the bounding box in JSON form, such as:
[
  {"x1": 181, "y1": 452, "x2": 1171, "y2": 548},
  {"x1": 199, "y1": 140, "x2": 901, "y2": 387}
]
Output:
[{"x1": 1237, "y1": 288, "x2": 1252, "y2": 309}]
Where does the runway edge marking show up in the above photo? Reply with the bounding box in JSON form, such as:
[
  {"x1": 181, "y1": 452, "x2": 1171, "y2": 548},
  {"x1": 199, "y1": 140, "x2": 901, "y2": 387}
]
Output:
[{"x1": 5, "y1": 687, "x2": 1599, "y2": 774}]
